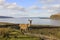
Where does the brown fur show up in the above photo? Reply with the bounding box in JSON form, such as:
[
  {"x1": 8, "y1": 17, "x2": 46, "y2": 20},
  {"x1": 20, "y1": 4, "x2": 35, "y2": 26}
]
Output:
[{"x1": 19, "y1": 24, "x2": 30, "y2": 30}]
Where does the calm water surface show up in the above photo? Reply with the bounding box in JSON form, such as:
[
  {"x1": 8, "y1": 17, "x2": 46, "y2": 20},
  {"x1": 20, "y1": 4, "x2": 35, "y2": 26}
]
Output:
[{"x1": 0, "y1": 18, "x2": 60, "y2": 26}]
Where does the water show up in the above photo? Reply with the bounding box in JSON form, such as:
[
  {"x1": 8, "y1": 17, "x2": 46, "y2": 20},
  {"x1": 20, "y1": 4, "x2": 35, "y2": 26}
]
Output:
[{"x1": 0, "y1": 18, "x2": 60, "y2": 26}]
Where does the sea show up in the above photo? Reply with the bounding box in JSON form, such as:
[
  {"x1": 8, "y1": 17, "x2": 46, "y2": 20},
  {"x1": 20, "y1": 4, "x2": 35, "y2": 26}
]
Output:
[{"x1": 0, "y1": 17, "x2": 60, "y2": 26}]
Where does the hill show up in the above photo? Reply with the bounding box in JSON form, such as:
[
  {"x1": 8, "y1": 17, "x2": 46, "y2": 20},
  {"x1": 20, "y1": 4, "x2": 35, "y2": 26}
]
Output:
[
  {"x1": 0, "y1": 16, "x2": 13, "y2": 18},
  {"x1": 50, "y1": 13, "x2": 60, "y2": 20}
]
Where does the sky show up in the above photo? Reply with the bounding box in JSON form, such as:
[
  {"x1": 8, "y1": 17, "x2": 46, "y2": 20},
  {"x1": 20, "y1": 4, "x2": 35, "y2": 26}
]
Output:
[{"x1": 0, "y1": 0, "x2": 60, "y2": 17}]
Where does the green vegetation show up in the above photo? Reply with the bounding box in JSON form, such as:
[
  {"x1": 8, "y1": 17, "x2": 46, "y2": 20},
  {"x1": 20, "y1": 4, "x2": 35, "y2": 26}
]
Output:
[
  {"x1": 29, "y1": 28, "x2": 60, "y2": 38},
  {"x1": 0, "y1": 27, "x2": 40, "y2": 40},
  {"x1": 0, "y1": 22, "x2": 60, "y2": 40}
]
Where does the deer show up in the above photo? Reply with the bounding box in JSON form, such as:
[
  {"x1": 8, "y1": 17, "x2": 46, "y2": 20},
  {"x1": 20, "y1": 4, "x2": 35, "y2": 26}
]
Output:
[{"x1": 19, "y1": 19, "x2": 32, "y2": 34}]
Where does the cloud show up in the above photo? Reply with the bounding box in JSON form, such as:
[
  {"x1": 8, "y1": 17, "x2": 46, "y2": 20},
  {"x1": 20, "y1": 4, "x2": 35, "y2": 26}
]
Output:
[
  {"x1": 0, "y1": 0, "x2": 27, "y2": 17},
  {"x1": 47, "y1": 10, "x2": 54, "y2": 13},
  {"x1": 26, "y1": 5, "x2": 41, "y2": 13},
  {"x1": 51, "y1": 4, "x2": 60, "y2": 9},
  {"x1": 0, "y1": 0, "x2": 60, "y2": 17},
  {"x1": 26, "y1": 4, "x2": 60, "y2": 16},
  {"x1": 5, "y1": 3, "x2": 17, "y2": 9},
  {"x1": 39, "y1": 0, "x2": 60, "y2": 4},
  {"x1": 0, "y1": 0, "x2": 25, "y2": 12},
  {"x1": 0, "y1": 0, "x2": 6, "y2": 5},
  {"x1": 5, "y1": 2, "x2": 25, "y2": 11},
  {"x1": 41, "y1": 6, "x2": 48, "y2": 10},
  {"x1": 28, "y1": 6, "x2": 40, "y2": 10},
  {"x1": 28, "y1": 4, "x2": 60, "y2": 10},
  {"x1": 39, "y1": 4, "x2": 60, "y2": 13},
  {"x1": 28, "y1": 4, "x2": 60, "y2": 13},
  {"x1": 39, "y1": 0, "x2": 54, "y2": 4},
  {"x1": 42, "y1": 4, "x2": 60, "y2": 9}
]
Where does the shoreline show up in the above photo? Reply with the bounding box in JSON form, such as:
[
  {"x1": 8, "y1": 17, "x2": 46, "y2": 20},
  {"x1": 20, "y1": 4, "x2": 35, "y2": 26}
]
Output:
[{"x1": 0, "y1": 22, "x2": 60, "y2": 28}]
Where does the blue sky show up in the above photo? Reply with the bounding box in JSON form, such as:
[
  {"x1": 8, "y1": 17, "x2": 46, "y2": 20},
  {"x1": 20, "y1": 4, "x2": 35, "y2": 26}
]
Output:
[
  {"x1": 0, "y1": 0, "x2": 60, "y2": 17},
  {"x1": 7, "y1": 0, "x2": 38, "y2": 7}
]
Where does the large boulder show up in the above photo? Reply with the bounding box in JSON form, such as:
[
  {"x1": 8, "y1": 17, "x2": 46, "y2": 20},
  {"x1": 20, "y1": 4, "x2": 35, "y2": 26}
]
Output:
[{"x1": 50, "y1": 13, "x2": 60, "y2": 20}]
